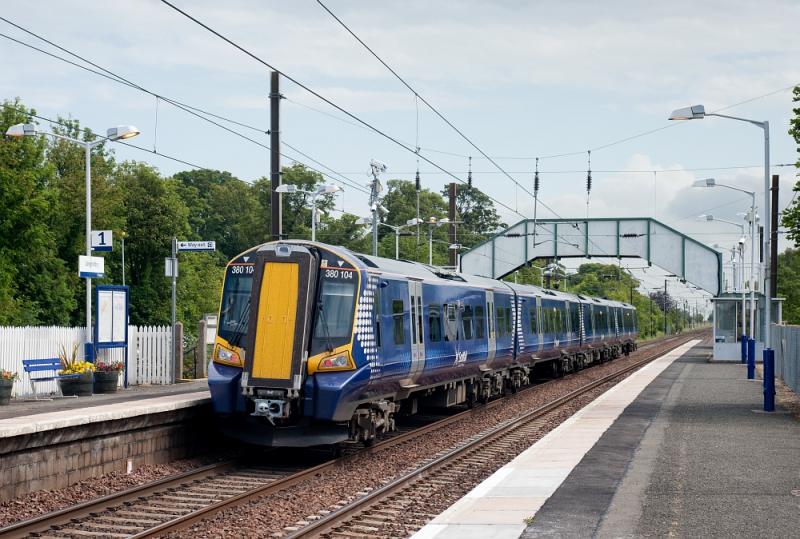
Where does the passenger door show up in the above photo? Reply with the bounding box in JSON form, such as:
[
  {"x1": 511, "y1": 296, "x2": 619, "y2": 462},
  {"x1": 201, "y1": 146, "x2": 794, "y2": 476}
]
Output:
[
  {"x1": 408, "y1": 280, "x2": 425, "y2": 380},
  {"x1": 486, "y1": 290, "x2": 496, "y2": 363}
]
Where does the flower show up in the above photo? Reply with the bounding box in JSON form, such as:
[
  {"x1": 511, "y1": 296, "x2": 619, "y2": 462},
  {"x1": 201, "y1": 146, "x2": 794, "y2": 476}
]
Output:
[
  {"x1": 60, "y1": 361, "x2": 96, "y2": 375},
  {"x1": 95, "y1": 361, "x2": 124, "y2": 373},
  {"x1": 0, "y1": 370, "x2": 18, "y2": 381}
]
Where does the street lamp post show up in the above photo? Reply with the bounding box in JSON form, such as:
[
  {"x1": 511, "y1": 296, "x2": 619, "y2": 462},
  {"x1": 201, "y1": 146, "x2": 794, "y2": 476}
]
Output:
[
  {"x1": 671, "y1": 105, "x2": 774, "y2": 411},
  {"x1": 700, "y1": 212, "x2": 748, "y2": 352},
  {"x1": 425, "y1": 217, "x2": 450, "y2": 265},
  {"x1": 356, "y1": 217, "x2": 420, "y2": 259},
  {"x1": 274, "y1": 184, "x2": 342, "y2": 242},
  {"x1": 6, "y1": 123, "x2": 139, "y2": 361},
  {"x1": 694, "y1": 178, "x2": 758, "y2": 344}
]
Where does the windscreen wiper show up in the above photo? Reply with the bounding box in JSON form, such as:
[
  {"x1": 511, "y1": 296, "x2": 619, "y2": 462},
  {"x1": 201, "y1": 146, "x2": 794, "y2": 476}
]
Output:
[{"x1": 317, "y1": 301, "x2": 335, "y2": 353}]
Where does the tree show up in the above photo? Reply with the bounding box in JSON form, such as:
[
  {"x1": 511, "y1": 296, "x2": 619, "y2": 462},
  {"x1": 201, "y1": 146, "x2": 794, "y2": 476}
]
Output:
[
  {"x1": 378, "y1": 179, "x2": 448, "y2": 262},
  {"x1": 777, "y1": 248, "x2": 800, "y2": 324},
  {"x1": 442, "y1": 184, "x2": 506, "y2": 248},
  {"x1": 781, "y1": 85, "x2": 800, "y2": 244},
  {"x1": 0, "y1": 99, "x2": 75, "y2": 325},
  {"x1": 45, "y1": 117, "x2": 121, "y2": 325}
]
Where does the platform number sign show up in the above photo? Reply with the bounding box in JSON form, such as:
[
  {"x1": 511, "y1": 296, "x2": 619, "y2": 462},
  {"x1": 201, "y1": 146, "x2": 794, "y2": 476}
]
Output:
[{"x1": 91, "y1": 230, "x2": 113, "y2": 252}]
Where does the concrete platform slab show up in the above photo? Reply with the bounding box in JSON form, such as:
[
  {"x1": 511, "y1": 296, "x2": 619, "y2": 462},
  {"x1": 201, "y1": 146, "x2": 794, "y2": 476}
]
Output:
[{"x1": 413, "y1": 340, "x2": 701, "y2": 539}]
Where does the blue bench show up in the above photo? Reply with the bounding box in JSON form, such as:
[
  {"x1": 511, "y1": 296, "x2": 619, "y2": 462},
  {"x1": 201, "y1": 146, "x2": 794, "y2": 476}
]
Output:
[{"x1": 22, "y1": 358, "x2": 80, "y2": 399}]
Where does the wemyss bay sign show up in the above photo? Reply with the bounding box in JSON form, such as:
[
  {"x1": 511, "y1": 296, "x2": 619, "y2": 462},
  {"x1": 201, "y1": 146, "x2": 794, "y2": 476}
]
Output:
[{"x1": 177, "y1": 240, "x2": 216, "y2": 252}]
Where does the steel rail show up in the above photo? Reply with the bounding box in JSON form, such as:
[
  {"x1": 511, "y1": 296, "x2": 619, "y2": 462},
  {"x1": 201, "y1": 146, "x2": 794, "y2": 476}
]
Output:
[
  {"x1": 285, "y1": 332, "x2": 701, "y2": 538},
  {"x1": 0, "y1": 461, "x2": 236, "y2": 539}
]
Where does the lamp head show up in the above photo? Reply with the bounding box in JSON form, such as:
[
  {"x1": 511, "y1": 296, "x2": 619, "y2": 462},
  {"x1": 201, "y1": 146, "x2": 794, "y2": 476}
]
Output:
[
  {"x1": 317, "y1": 184, "x2": 341, "y2": 194},
  {"x1": 275, "y1": 184, "x2": 297, "y2": 194},
  {"x1": 5, "y1": 123, "x2": 36, "y2": 138},
  {"x1": 406, "y1": 217, "x2": 421, "y2": 226},
  {"x1": 692, "y1": 178, "x2": 715, "y2": 188},
  {"x1": 668, "y1": 104, "x2": 705, "y2": 121},
  {"x1": 106, "y1": 125, "x2": 140, "y2": 141}
]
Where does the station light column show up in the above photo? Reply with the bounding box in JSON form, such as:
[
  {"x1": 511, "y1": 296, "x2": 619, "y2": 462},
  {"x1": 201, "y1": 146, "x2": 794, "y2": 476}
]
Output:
[
  {"x1": 670, "y1": 105, "x2": 773, "y2": 411},
  {"x1": 5, "y1": 123, "x2": 139, "y2": 362}
]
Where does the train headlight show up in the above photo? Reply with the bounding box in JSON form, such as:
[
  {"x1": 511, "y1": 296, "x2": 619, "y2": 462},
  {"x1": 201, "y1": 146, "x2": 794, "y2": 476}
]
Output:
[
  {"x1": 312, "y1": 351, "x2": 355, "y2": 373},
  {"x1": 214, "y1": 344, "x2": 242, "y2": 367}
]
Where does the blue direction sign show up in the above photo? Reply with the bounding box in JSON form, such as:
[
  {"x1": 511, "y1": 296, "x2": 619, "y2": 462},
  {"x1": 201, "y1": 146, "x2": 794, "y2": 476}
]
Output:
[
  {"x1": 177, "y1": 240, "x2": 216, "y2": 252},
  {"x1": 91, "y1": 230, "x2": 113, "y2": 252}
]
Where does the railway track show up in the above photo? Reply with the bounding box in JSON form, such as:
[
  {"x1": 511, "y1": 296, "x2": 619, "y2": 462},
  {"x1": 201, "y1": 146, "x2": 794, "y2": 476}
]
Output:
[
  {"x1": 0, "y1": 332, "x2": 700, "y2": 539},
  {"x1": 284, "y1": 333, "x2": 700, "y2": 538}
]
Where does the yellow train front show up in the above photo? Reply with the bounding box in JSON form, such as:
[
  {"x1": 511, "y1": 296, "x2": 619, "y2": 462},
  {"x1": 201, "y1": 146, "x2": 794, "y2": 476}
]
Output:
[{"x1": 209, "y1": 241, "x2": 374, "y2": 446}]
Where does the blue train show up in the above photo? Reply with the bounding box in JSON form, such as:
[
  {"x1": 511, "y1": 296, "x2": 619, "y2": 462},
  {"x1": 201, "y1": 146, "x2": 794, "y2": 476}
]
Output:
[{"x1": 209, "y1": 241, "x2": 638, "y2": 446}]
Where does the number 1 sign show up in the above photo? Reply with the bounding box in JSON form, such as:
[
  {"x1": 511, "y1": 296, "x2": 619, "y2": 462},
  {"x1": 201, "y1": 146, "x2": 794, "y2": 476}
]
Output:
[{"x1": 91, "y1": 230, "x2": 113, "y2": 252}]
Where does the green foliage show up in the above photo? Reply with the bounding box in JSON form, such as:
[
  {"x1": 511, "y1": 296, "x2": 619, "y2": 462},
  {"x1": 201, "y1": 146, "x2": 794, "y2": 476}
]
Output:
[
  {"x1": 781, "y1": 86, "x2": 800, "y2": 245},
  {"x1": 0, "y1": 99, "x2": 75, "y2": 325},
  {"x1": 777, "y1": 248, "x2": 800, "y2": 324}
]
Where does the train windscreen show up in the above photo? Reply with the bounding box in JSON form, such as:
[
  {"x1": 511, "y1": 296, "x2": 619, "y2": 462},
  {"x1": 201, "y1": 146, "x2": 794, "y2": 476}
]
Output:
[
  {"x1": 218, "y1": 264, "x2": 254, "y2": 346},
  {"x1": 311, "y1": 272, "x2": 357, "y2": 355}
]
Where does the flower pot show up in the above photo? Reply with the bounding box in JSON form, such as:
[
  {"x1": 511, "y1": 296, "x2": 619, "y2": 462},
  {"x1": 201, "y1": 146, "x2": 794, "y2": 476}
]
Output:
[
  {"x1": 93, "y1": 371, "x2": 120, "y2": 394},
  {"x1": 0, "y1": 379, "x2": 13, "y2": 405},
  {"x1": 59, "y1": 372, "x2": 93, "y2": 397}
]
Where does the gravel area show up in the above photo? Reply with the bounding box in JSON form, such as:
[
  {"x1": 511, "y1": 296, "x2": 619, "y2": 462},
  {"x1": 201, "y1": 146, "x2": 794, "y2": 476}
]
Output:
[
  {"x1": 0, "y1": 454, "x2": 227, "y2": 528},
  {"x1": 170, "y1": 333, "x2": 704, "y2": 538},
  {"x1": 757, "y1": 364, "x2": 800, "y2": 419}
]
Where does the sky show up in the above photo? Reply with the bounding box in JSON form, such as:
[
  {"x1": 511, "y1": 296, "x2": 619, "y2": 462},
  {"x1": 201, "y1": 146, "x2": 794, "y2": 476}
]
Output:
[{"x1": 2, "y1": 0, "x2": 799, "y2": 305}]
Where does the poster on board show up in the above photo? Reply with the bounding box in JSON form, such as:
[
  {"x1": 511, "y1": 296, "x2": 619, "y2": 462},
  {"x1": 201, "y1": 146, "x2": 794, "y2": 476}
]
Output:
[{"x1": 95, "y1": 285, "x2": 128, "y2": 348}]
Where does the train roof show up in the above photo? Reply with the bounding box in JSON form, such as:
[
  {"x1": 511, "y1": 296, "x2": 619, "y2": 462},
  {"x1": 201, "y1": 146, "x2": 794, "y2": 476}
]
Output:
[{"x1": 256, "y1": 241, "x2": 634, "y2": 309}]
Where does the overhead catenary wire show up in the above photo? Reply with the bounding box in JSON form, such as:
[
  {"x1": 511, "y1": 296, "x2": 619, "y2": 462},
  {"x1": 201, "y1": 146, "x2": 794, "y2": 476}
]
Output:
[
  {"x1": 158, "y1": 0, "x2": 528, "y2": 221},
  {"x1": 0, "y1": 18, "x2": 368, "y2": 195},
  {"x1": 315, "y1": 0, "x2": 544, "y2": 218}
]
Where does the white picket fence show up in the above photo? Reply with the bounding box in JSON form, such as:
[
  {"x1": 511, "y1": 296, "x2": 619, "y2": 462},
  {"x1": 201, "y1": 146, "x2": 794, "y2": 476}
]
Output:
[{"x1": 0, "y1": 325, "x2": 172, "y2": 397}]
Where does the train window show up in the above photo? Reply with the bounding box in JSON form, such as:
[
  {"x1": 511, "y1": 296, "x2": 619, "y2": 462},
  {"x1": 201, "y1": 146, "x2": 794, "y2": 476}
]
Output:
[
  {"x1": 497, "y1": 307, "x2": 507, "y2": 337},
  {"x1": 410, "y1": 296, "x2": 418, "y2": 344},
  {"x1": 529, "y1": 307, "x2": 538, "y2": 334},
  {"x1": 375, "y1": 288, "x2": 381, "y2": 347},
  {"x1": 392, "y1": 300, "x2": 405, "y2": 345},
  {"x1": 475, "y1": 305, "x2": 485, "y2": 339},
  {"x1": 218, "y1": 267, "x2": 253, "y2": 345},
  {"x1": 312, "y1": 278, "x2": 359, "y2": 355},
  {"x1": 506, "y1": 307, "x2": 514, "y2": 335},
  {"x1": 462, "y1": 305, "x2": 474, "y2": 340},
  {"x1": 569, "y1": 303, "x2": 580, "y2": 334},
  {"x1": 416, "y1": 296, "x2": 424, "y2": 344},
  {"x1": 444, "y1": 303, "x2": 458, "y2": 341},
  {"x1": 429, "y1": 305, "x2": 442, "y2": 342}
]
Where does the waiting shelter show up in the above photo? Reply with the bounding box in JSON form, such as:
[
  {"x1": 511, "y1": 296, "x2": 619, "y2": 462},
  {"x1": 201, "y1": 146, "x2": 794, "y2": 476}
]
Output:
[{"x1": 711, "y1": 292, "x2": 783, "y2": 361}]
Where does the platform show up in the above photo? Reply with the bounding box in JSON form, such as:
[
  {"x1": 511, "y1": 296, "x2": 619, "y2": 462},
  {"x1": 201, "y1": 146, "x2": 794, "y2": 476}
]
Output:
[
  {"x1": 413, "y1": 338, "x2": 800, "y2": 539},
  {"x1": 0, "y1": 382, "x2": 212, "y2": 500},
  {"x1": 0, "y1": 379, "x2": 209, "y2": 424}
]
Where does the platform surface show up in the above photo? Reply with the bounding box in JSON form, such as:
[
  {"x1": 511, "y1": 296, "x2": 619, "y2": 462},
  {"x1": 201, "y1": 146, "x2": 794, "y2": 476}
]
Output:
[
  {"x1": 0, "y1": 381, "x2": 210, "y2": 437},
  {"x1": 414, "y1": 338, "x2": 800, "y2": 539}
]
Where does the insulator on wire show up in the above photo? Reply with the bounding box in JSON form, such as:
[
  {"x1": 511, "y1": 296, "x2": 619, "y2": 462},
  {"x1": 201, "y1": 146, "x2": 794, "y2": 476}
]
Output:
[
  {"x1": 534, "y1": 157, "x2": 540, "y2": 195},
  {"x1": 415, "y1": 169, "x2": 421, "y2": 191},
  {"x1": 467, "y1": 156, "x2": 473, "y2": 189},
  {"x1": 586, "y1": 150, "x2": 592, "y2": 195}
]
